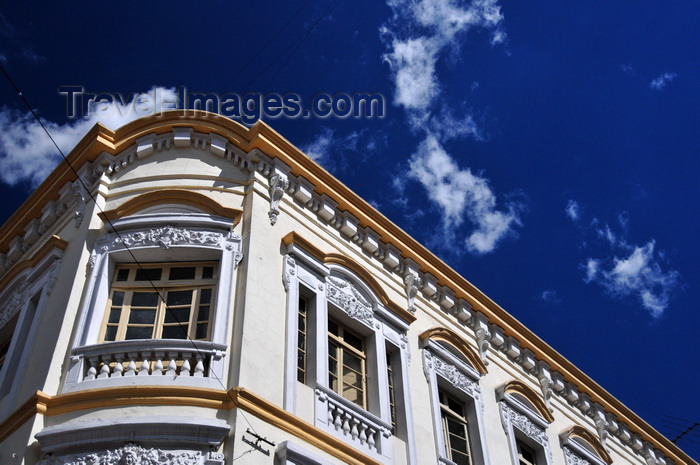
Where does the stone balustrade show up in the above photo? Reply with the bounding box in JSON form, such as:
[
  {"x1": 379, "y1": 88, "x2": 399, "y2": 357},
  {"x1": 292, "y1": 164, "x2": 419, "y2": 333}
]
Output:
[
  {"x1": 63, "y1": 339, "x2": 227, "y2": 392},
  {"x1": 315, "y1": 385, "x2": 392, "y2": 459}
]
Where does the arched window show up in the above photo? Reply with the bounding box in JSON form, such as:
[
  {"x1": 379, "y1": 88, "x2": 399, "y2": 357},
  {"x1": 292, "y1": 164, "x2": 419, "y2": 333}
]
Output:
[
  {"x1": 497, "y1": 380, "x2": 555, "y2": 465},
  {"x1": 560, "y1": 426, "x2": 612, "y2": 465},
  {"x1": 420, "y1": 327, "x2": 490, "y2": 465}
]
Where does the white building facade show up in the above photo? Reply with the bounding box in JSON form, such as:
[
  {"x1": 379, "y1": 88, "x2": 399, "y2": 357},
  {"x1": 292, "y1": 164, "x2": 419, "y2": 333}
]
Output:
[{"x1": 0, "y1": 112, "x2": 694, "y2": 465}]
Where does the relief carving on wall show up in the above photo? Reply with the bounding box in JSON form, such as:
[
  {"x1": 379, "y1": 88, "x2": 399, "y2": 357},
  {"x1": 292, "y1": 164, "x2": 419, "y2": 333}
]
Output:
[
  {"x1": 38, "y1": 444, "x2": 224, "y2": 465},
  {"x1": 500, "y1": 402, "x2": 553, "y2": 464},
  {"x1": 90, "y1": 227, "x2": 224, "y2": 269},
  {"x1": 563, "y1": 446, "x2": 593, "y2": 465},
  {"x1": 326, "y1": 276, "x2": 374, "y2": 327}
]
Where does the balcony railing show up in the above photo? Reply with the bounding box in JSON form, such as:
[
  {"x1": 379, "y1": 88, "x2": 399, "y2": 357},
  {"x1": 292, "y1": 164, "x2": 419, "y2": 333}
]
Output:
[
  {"x1": 63, "y1": 339, "x2": 226, "y2": 392},
  {"x1": 314, "y1": 385, "x2": 392, "y2": 460}
]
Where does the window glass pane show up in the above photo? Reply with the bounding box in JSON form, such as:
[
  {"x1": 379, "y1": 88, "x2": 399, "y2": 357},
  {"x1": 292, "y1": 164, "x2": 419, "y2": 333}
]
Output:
[
  {"x1": 125, "y1": 326, "x2": 153, "y2": 340},
  {"x1": 328, "y1": 320, "x2": 339, "y2": 336},
  {"x1": 343, "y1": 386, "x2": 362, "y2": 405},
  {"x1": 202, "y1": 266, "x2": 214, "y2": 279},
  {"x1": 108, "y1": 308, "x2": 121, "y2": 324},
  {"x1": 344, "y1": 329, "x2": 363, "y2": 351},
  {"x1": 128, "y1": 309, "x2": 156, "y2": 324},
  {"x1": 131, "y1": 292, "x2": 159, "y2": 307},
  {"x1": 197, "y1": 306, "x2": 210, "y2": 321},
  {"x1": 162, "y1": 325, "x2": 187, "y2": 339},
  {"x1": 164, "y1": 307, "x2": 190, "y2": 324},
  {"x1": 169, "y1": 266, "x2": 196, "y2": 280},
  {"x1": 104, "y1": 326, "x2": 118, "y2": 341},
  {"x1": 167, "y1": 290, "x2": 192, "y2": 306},
  {"x1": 344, "y1": 351, "x2": 363, "y2": 373},
  {"x1": 116, "y1": 269, "x2": 130, "y2": 281},
  {"x1": 135, "y1": 268, "x2": 162, "y2": 281},
  {"x1": 200, "y1": 288, "x2": 212, "y2": 304},
  {"x1": 196, "y1": 323, "x2": 208, "y2": 339},
  {"x1": 111, "y1": 291, "x2": 124, "y2": 307}
]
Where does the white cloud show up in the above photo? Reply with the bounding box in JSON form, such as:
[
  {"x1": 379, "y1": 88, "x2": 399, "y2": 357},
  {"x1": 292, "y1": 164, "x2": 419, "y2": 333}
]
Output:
[
  {"x1": 649, "y1": 72, "x2": 677, "y2": 90},
  {"x1": 384, "y1": 37, "x2": 441, "y2": 111},
  {"x1": 381, "y1": 0, "x2": 518, "y2": 254},
  {"x1": 565, "y1": 199, "x2": 580, "y2": 222},
  {"x1": 620, "y1": 64, "x2": 635, "y2": 76},
  {"x1": 408, "y1": 134, "x2": 520, "y2": 253},
  {"x1": 382, "y1": 0, "x2": 505, "y2": 113},
  {"x1": 301, "y1": 127, "x2": 335, "y2": 163},
  {"x1": 541, "y1": 289, "x2": 560, "y2": 303},
  {"x1": 0, "y1": 87, "x2": 179, "y2": 187},
  {"x1": 584, "y1": 235, "x2": 680, "y2": 318}
]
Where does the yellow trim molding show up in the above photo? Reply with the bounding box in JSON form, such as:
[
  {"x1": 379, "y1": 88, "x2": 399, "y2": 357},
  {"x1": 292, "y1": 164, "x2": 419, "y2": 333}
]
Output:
[
  {"x1": 98, "y1": 189, "x2": 242, "y2": 224},
  {"x1": 561, "y1": 425, "x2": 613, "y2": 464},
  {"x1": 419, "y1": 327, "x2": 488, "y2": 375},
  {"x1": 501, "y1": 380, "x2": 555, "y2": 423},
  {"x1": 0, "y1": 386, "x2": 382, "y2": 465}
]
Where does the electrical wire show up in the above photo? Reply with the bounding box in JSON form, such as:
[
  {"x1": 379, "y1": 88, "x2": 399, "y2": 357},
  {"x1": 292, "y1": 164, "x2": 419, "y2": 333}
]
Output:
[{"x1": 0, "y1": 64, "x2": 261, "y2": 437}]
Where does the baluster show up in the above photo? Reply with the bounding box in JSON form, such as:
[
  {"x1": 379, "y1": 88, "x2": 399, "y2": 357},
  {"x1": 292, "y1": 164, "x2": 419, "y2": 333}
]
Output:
[
  {"x1": 367, "y1": 427, "x2": 377, "y2": 451},
  {"x1": 193, "y1": 355, "x2": 205, "y2": 377},
  {"x1": 113, "y1": 355, "x2": 124, "y2": 377},
  {"x1": 350, "y1": 417, "x2": 360, "y2": 440},
  {"x1": 334, "y1": 407, "x2": 344, "y2": 430},
  {"x1": 153, "y1": 352, "x2": 164, "y2": 376},
  {"x1": 328, "y1": 404, "x2": 335, "y2": 425},
  {"x1": 359, "y1": 424, "x2": 368, "y2": 445},
  {"x1": 86, "y1": 356, "x2": 99, "y2": 380},
  {"x1": 342, "y1": 411, "x2": 351, "y2": 436},
  {"x1": 166, "y1": 352, "x2": 178, "y2": 376},
  {"x1": 98, "y1": 360, "x2": 111, "y2": 379},
  {"x1": 181, "y1": 357, "x2": 191, "y2": 377},
  {"x1": 138, "y1": 357, "x2": 150, "y2": 375},
  {"x1": 124, "y1": 352, "x2": 137, "y2": 377}
]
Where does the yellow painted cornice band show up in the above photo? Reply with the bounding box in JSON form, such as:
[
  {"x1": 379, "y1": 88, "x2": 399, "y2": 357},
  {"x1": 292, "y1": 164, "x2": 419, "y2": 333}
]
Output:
[{"x1": 0, "y1": 386, "x2": 381, "y2": 465}]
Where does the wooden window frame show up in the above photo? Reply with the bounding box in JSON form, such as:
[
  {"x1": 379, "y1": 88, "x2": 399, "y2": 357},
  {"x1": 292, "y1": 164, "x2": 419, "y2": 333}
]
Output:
[
  {"x1": 328, "y1": 318, "x2": 367, "y2": 408},
  {"x1": 100, "y1": 262, "x2": 217, "y2": 342},
  {"x1": 440, "y1": 388, "x2": 474, "y2": 465}
]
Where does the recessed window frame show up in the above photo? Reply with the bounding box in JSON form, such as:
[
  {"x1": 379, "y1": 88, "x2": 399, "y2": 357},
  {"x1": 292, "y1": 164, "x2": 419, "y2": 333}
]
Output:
[
  {"x1": 282, "y1": 245, "x2": 416, "y2": 463},
  {"x1": 497, "y1": 383, "x2": 554, "y2": 465},
  {"x1": 422, "y1": 337, "x2": 490, "y2": 465}
]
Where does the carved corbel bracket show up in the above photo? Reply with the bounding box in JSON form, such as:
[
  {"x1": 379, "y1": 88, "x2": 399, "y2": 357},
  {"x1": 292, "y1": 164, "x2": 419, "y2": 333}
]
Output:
[
  {"x1": 592, "y1": 405, "x2": 610, "y2": 452},
  {"x1": 403, "y1": 270, "x2": 420, "y2": 314},
  {"x1": 268, "y1": 172, "x2": 289, "y2": 226},
  {"x1": 473, "y1": 316, "x2": 491, "y2": 366},
  {"x1": 537, "y1": 362, "x2": 554, "y2": 413}
]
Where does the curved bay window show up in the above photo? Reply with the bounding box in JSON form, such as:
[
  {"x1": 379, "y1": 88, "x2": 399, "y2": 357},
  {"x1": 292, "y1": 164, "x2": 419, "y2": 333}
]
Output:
[{"x1": 101, "y1": 262, "x2": 217, "y2": 342}]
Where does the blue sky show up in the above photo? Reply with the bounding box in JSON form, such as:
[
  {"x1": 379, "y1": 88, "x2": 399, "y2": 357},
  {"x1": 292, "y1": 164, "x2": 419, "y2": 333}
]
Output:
[{"x1": 1, "y1": 0, "x2": 698, "y2": 459}]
